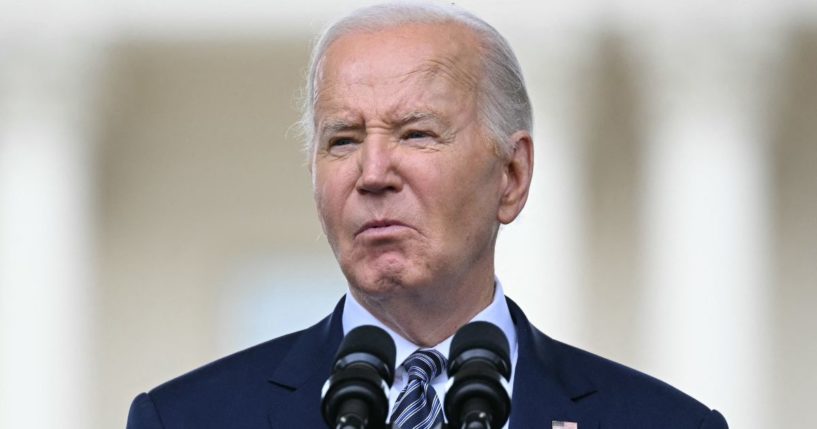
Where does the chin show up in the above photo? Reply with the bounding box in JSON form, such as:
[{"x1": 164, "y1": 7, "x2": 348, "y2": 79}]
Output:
[
  {"x1": 341, "y1": 251, "x2": 433, "y2": 296},
  {"x1": 350, "y1": 270, "x2": 404, "y2": 294},
  {"x1": 347, "y1": 266, "x2": 424, "y2": 299}
]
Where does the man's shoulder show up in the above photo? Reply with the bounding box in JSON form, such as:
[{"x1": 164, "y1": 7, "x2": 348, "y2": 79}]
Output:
[
  {"x1": 553, "y1": 337, "x2": 703, "y2": 404},
  {"x1": 130, "y1": 310, "x2": 338, "y2": 428},
  {"x1": 546, "y1": 334, "x2": 727, "y2": 427},
  {"x1": 149, "y1": 328, "x2": 303, "y2": 398},
  {"x1": 506, "y1": 297, "x2": 726, "y2": 427}
]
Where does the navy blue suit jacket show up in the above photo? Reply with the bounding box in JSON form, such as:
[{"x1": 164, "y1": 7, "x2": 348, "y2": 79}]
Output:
[{"x1": 127, "y1": 297, "x2": 728, "y2": 428}]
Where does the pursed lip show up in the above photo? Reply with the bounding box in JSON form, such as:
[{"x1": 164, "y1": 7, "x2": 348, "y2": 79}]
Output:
[{"x1": 354, "y1": 219, "x2": 411, "y2": 237}]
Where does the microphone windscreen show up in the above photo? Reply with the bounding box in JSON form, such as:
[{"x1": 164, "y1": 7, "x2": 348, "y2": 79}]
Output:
[
  {"x1": 449, "y1": 321, "x2": 510, "y2": 365},
  {"x1": 335, "y1": 325, "x2": 397, "y2": 371}
]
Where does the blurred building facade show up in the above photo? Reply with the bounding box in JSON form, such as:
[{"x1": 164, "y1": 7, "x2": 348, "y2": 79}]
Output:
[{"x1": 1, "y1": 1, "x2": 815, "y2": 428}]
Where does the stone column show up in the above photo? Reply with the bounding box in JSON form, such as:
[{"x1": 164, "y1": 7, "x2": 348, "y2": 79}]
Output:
[
  {"x1": 769, "y1": 27, "x2": 817, "y2": 429},
  {"x1": 0, "y1": 42, "x2": 99, "y2": 429}
]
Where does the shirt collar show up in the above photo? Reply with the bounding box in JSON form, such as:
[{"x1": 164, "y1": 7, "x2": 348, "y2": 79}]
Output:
[{"x1": 342, "y1": 279, "x2": 517, "y2": 370}]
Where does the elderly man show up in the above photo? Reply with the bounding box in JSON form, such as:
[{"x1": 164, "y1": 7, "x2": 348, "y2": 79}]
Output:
[{"x1": 127, "y1": 3, "x2": 727, "y2": 429}]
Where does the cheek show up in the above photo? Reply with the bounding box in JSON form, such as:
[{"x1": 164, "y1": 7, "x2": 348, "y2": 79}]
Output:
[
  {"x1": 314, "y1": 166, "x2": 358, "y2": 240},
  {"x1": 314, "y1": 179, "x2": 340, "y2": 229},
  {"x1": 441, "y1": 162, "x2": 503, "y2": 224}
]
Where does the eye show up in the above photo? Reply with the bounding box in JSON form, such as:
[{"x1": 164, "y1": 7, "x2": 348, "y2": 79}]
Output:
[
  {"x1": 329, "y1": 137, "x2": 356, "y2": 147},
  {"x1": 402, "y1": 130, "x2": 430, "y2": 140}
]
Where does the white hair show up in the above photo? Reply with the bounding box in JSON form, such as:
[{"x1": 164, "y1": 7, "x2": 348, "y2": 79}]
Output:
[{"x1": 299, "y1": 1, "x2": 533, "y2": 159}]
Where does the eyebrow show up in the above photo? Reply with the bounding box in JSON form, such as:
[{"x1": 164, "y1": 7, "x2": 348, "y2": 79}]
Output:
[
  {"x1": 317, "y1": 110, "x2": 449, "y2": 140},
  {"x1": 318, "y1": 118, "x2": 363, "y2": 141}
]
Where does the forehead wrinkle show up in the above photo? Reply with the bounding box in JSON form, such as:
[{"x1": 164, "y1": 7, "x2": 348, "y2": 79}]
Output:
[
  {"x1": 314, "y1": 24, "x2": 483, "y2": 139},
  {"x1": 396, "y1": 56, "x2": 480, "y2": 95},
  {"x1": 374, "y1": 90, "x2": 447, "y2": 125},
  {"x1": 422, "y1": 57, "x2": 479, "y2": 92},
  {"x1": 389, "y1": 110, "x2": 450, "y2": 129},
  {"x1": 318, "y1": 114, "x2": 364, "y2": 139},
  {"x1": 316, "y1": 77, "x2": 473, "y2": 137}
]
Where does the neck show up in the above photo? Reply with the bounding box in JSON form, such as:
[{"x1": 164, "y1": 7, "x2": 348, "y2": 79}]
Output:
[{"x1": 349, "y1": 270, "x2": 496, "y2": 347}]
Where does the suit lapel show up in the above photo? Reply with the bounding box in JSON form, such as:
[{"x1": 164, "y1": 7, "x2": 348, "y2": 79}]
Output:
[
  {"x1": 506, "y1": 298, "x2": 600, "y2": 429},
  {"x1": 266, "y1": 297, "x2": 345, "y2": 429}
]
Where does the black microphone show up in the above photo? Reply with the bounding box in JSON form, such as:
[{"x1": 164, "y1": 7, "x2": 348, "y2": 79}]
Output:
[
  {"x1": 321, "y1": 325, "x2": 396, "y2": 429},
  {"x1": 444, "y1": 321, "x2": 512, "y2": 429}
]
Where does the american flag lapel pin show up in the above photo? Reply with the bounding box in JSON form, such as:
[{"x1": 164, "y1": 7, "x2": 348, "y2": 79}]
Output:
[{"x1": 552, "y1": 421, "x2": 578, "y2": 429}]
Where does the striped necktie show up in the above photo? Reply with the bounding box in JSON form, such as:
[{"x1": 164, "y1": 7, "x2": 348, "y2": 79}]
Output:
[{"x1": 390, "y1": 349, "x2": 447, "y2": 429}]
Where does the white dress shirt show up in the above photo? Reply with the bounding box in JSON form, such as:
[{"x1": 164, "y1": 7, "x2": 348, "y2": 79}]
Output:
[{"x1": 342, "y1": 279, "x2": 518, "y2": 427}]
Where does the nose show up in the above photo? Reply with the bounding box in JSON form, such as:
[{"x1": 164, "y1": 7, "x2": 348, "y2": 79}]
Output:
[{"x1": 356, "y1": 137, "x2": 403, "y2": 195}]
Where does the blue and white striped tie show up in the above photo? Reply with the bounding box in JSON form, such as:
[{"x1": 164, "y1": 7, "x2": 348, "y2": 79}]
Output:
[{"x1": 390, "y1": 349, "x2": 447, "y2": 429}]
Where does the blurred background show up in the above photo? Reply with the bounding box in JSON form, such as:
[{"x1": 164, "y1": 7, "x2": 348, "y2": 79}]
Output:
[{"x1": 1, "y1": 0, "x2": 815, "y2": 428}]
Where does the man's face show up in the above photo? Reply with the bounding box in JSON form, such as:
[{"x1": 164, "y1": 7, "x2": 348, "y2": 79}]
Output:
[{"x1": 311, "y1": 23, "x2": 512, "y2": 300}]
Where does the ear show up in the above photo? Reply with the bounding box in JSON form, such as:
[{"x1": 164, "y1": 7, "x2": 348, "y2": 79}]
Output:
[{"x1": 497, "y1": 131, "x2": 533, "y2": 224}]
